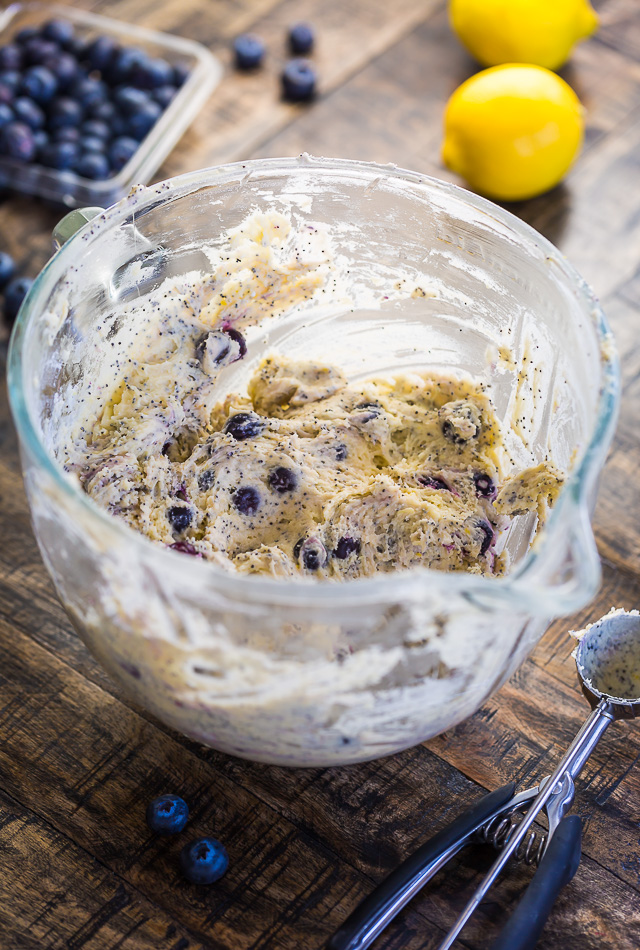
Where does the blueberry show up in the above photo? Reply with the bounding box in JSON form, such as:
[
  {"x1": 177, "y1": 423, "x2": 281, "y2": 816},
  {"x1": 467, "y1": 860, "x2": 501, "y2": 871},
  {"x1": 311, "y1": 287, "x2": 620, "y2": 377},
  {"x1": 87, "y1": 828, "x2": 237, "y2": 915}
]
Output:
[
  {"x1": 12, "y1": 97, "x2": 45, "y2": 130},
  {"x1": 224, "y1": 326, "x2": 247, "y2": 357},
  {"x1": 43, "y1": 52, "x2": 79, "y2": 89},
  {"x1": 33, "y1": 128, "x2": 48, "y2": 152},
  {"x1": 86, "y1": 35, "x2": 118, "y2": 72},
  {"x1": 224, "y1": 412, "x2": 265, "y2": 441},
  {"x1": 80, "y1": 134, "x2": 105, "y2": 153},
  {"x1": 233, "y1": 34, "x2": 265, "y2": 70},
  {"x1": 180, "y1": 837, "x2": 228, "y2": 885},
  {"x1": 294, "y1": 537, "x2": 328, "y2": 571},
  {"x1": 335, "y1": 443, "x2": 348, "y2": 461},
  {"x1": 473, "y1": 472, "x2": 496, "y2": 498},
  {"x1": 64, "y1": 36, "x2": 88, "y2": 60},
  {"x1": 75, "y1": 151, "x2": 110, "y2": 179},
  {"x1": 169, "y1": 541, "x2": 201, "y2": 556},
  {"x1": 441, "y1": 421, "x2": 465, "y2": 444},
  {"x1": 15, "y1": 27, "x2": 39, "y2": 46},
  {"x1": 231, "y1": 486, "x2": 261, "y2": 515},
  {"x1": 48, "y1": 96, "x2": 84, "y2": 130},
  {"x1": 197, "y1": 327, "x2": 247, "y2": 368},
  {"x1": 151, "y1": 84, "x2": 177, "y2": 108},
  {"x1": 42, "y1": 19, "x2": 75, "y2": 46},
  {"x1": 288, "y1": 23, "x2": 314, "y2": 54},
  {"x1": 0, "y1": 103, "x2": 13, "y2": 129},
  {"x1": 173, "y1": 62, "x2": 190, "y2": 87},
  {"x1": 54, "y1": 126, "x2": 80, "y2": 143},
  {"x1": 90, "y1": 99, "x2": 116, "y2": 122},
  {"x1": 281, "y1": 59, "x2": 316, "y2": 102},
  {"x1": 39, "y1": 140, "x2": 78, "y2": 169},
  {"x1": 130, "y1": 57, "x2": 173, "y2": 89},
  {"x1": 146, "y1": 794, "x2": 189, "y2": 835},
  {"x1": 106, "y1": 47, "x2": 145, "y2": 85},
  {"x1": 268, "y1": 467, "x2": 297, "y2": 494},
  {"x1": 0, "y1": 44, "x2": 22, "y2": 72},
  {"x1": 477, "y1": 520, "x2": 494, "y2": 556},
  {"x1": 419, "y1": 475, "x2": 449, "y2": 491},
  {"x1": 23, "y1": 38, "x2": 59, "y2": 67},
  {"x1": 4, "y1": 276, "x2": 34, "y2": 321},
  {"x1": 113, "y1": 85, "x2": 149, "y2": 115},
  {"x1": 0, "y1": 122, "x2": 36, "y2": 162},
  {"x1": 71, "y1": 76, "x2": 108, "y2": 110},
  {"x1": 81, "y1": 118, "x2": 109, "y2": 139},
  {"x1": 334, "y1": 537, "x2": 360, "y2": 560},
  {"x1": 167, "y1": 505, "x2": 193, "y2": 533},
  {"x1": 197, "y1": 469, "x2": 215, "y2": 492},
  {"x1": 0, "y1": 83, "x2": 13, "y2": 105},
  {"x1": 0, "y1": 71, "x2": 21, "y2": 92},
  {"x1": 0, "y1": 251, "x2": 15, "y2": 289},
  {"x1": 107, "y1": 135, "x2": 137, "y2": 171},
  {"x1": 125, "y1": 100, "x2": 161, "y2": 140},
  {"x1": 20, "y1": 66, "x2": 58, "y2": 104}
]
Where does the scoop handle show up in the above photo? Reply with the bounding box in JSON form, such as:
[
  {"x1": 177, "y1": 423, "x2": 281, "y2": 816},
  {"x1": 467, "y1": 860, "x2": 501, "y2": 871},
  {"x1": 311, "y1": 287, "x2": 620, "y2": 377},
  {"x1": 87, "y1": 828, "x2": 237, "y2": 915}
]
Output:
[
  {"x1": 327, "y1": 782, "x2": 516, "y2": 950},
  {"x1": 489, "y1": 815, "x2": 582, "y2": 950}
]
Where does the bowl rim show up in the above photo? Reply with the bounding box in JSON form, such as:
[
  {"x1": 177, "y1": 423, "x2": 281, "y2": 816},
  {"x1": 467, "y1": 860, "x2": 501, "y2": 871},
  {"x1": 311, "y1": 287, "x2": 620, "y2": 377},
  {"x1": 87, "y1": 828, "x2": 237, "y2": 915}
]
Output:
[{"x1": 6, "y1": 155, "x2": 621, "y2": 611}]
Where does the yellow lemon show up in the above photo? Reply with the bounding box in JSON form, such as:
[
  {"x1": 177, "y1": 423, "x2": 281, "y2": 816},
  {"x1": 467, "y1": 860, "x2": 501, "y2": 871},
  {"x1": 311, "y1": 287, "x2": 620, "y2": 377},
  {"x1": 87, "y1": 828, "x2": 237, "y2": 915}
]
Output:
[
  {"x1": 449, "y1": 0, "x2": 599, "y2": 71},
  {"x1": 442, "y1": 65, "x2": 584, "y2": 201}
]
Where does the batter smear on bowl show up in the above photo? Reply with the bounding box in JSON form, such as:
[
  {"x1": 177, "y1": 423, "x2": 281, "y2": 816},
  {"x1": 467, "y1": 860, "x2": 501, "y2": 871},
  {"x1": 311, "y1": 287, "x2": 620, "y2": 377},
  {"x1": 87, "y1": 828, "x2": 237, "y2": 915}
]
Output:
[{"x1": 67, "y1": 209, "x2": 564, "y2": 579}]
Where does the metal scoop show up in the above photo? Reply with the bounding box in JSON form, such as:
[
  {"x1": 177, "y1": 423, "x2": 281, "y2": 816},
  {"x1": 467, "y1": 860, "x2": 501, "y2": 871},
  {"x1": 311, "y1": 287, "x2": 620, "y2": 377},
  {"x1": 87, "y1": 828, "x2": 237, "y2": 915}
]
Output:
[{"x1": 328, "y1": 608, "x2": 640, "y2": 950}]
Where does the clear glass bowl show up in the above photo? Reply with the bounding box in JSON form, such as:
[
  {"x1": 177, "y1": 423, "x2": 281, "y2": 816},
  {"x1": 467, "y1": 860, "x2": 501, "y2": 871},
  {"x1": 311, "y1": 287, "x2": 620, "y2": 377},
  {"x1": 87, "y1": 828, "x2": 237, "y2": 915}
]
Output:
[
  {"x1": 7, "y1": 157, "x2": 620, "y2": 766},
  {"x1": 0, "y1": 3, "x2": 222, "y2": 207}
]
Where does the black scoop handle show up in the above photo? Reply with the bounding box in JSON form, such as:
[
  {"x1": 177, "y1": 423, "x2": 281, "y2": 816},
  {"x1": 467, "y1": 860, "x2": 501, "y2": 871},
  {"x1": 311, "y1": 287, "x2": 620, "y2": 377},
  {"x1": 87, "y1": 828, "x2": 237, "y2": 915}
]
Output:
[{"x1": 490, "y1": 815, "x2": 582, "y2": 950}]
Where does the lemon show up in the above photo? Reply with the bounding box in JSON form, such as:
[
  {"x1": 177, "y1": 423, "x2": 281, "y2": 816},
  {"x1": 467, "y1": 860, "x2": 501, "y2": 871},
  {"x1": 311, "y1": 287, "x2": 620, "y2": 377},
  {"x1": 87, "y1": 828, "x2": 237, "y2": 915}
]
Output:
[
  {"x1": 449, "y1": 0, "x2": 598, "y2": 71},
  {"x1": 442, "y1": 65, "x2": 584, "y2": 201}
]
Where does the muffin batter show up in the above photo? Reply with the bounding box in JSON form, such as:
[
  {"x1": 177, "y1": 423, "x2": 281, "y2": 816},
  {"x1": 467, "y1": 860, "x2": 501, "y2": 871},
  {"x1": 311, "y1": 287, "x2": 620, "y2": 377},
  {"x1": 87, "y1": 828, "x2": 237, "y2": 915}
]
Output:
[{"x1": 68, "y1": 209, "x2": 564, "y2": 580}]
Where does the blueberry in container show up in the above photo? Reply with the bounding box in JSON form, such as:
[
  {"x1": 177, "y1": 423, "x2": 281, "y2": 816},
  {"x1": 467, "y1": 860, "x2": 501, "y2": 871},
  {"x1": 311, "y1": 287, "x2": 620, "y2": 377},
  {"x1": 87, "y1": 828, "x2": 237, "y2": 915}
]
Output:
[{"x1": 0, "y1": 3, "x2": 222, "y2": 207}]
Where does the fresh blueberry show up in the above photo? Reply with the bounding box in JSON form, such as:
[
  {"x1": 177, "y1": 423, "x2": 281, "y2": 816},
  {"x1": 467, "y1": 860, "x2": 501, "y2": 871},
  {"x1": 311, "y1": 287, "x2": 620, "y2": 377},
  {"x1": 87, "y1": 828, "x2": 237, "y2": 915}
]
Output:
[
  {"x1": 113, "y1": 85, "x2": 149, "y2": 114},
  {"x1": 130, "y1": 57, "x2": 173, "y2": 89},
  {"x1": 33, "y1": 128, "x2": 49, "y2": 152},
  {"x1": 90, "y1": 99, "x2": 116, "y2": 122},
  {"x1": 224, "y1": 412, "x2": 265, "y2": 441},
  {"x1": 146, "y1": 794, "x2": 189, "y2": 835},
  {"x1": 80, "y1": 134, "x2": 105, "y2": 153},
  {"x1": 288, "y1": 23, "x2": 314, "y2": 54},
  {"x1": 167, "y1": 505, "x2": 193, "y2": 533},
  {"x1": 224, "y1": 327, "x2": 247, "y2": 358},
  {"x1": 151, "y1": 84, "x2": 177, "y2": 108},
  {"x1": 231, "y1": 486, "x2": 261, "y2": 515},
  {"x1": 268, "y1": 467, "x2": 297, "y2": 494},
  {"x1": 335, "y1": 443, "x2": 348, "y2": 461},
  {"x1": 106, "y1": 46, "x2": 146, "y2": 85},
  {"x1": 473, "y1": 472, "x2": 496, "y2": 498},
  {"x1": 281, "y1": 59, "x2": 316, "y2": 102},
  {"x1": 109, "y1": 114, "x2": 127, "y2": 137},
  {"x1": 86, "y1": 35, "x2": 118, "y2": 72},
  {"x1": 42, "y1": 19, "x2": 75, "y2": 46},
  {"x1": 169, "y1": 541, "x2": 201, "y2": 556},
  {"x1": 75, "y1": 151, "x2": 109, "y2": 178},
  {"x1": 197, "y1": 327, "x2": 247, "y2": 366},
  {"x1": 39, "y1": 140, "x2": 78, "y2": 169},
  {"x1": 48, "y1": 96, "x2": 84, "y2": 130},
  {"x1": 294, "y1": 537, "x2": 328, "y2": 571},
  {"x1": 0, "y1": 122, "x2": 36, "y2": 162},
  {"x1": 4, "y1": 276, "x2": 34, "y2": 321},
  {"x1": 173, "y1": 62, "x2": 190, "y2": 87},
  {"x1": 419, "y1": 475, "x2": 449, "y2": 491},
  {"x1": 334, "y1": 537, "x2": 360, "y2": 560},
  {"x1": 64, "y1": 35, "x2": 88, "y2": 60},
  {"x1": 12, "y1": 97, "x2": 45, "y2": 130},
  {"x1": 180, "y1": 837, "x2": 228, "y2": 885},
  {"x1": 0, "y1": 103, "x2": 13, "y2": 130},
  {"x1": 233, "y1": 34, "x2": 265, "y2": 70},
  {"x1": 20, "y1": 66, "x2": 58, "y2": 104},
  {"x1": 15, "y1": 27, "x2": 39, "y2": 46},
  {"x1": 0, "y1": 83, "x2": 13, "y2": 105},
  {"x1": 0, "y1": 44, "x2": 23, "y2": 72},
  {"x1": 54, "y1": 125, "x2": 80, "y2": 143},
  {"x1": 477, "y1": 520, "x2": 494, "y2": 556},
  {"x1": 0, "y1": 70, "x2": 21, "y2": 92},
  {"x1": 72, "y1": 76, "x2": 108, "y2": 110},
  {"x1": 107, "y1": 135, "x2": 137, "y2": 171},
  {"x1": 81, "y1": 118, "x2": 109, "y2": 139},
  {"x1": 43, "y1": 52, "x2": 79, "y2": 89},
  {"x1": 0, "y1": 251, "x2": 15, "y2": 289},
  {"x1": 125, "y1": 99, "x2": 161, "y2": 139},
  {"x1": 23, "y1": 38, "x2": 59, "y2": 67}
]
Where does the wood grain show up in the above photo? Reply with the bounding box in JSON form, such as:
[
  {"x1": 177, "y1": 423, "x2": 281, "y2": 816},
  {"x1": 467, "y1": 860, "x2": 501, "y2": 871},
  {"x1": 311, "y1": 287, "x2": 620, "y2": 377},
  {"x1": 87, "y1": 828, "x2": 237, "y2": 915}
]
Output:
[{"x1": 2, "y1": 0, "x2": 640, "y2": 947}]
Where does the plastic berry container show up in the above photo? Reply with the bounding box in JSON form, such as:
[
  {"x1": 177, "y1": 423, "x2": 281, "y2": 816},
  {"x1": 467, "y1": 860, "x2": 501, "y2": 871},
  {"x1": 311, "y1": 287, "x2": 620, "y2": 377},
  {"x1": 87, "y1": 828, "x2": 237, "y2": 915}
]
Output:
[{"x1": 0, "y1": 3, "x2": 222, "y2": 207}]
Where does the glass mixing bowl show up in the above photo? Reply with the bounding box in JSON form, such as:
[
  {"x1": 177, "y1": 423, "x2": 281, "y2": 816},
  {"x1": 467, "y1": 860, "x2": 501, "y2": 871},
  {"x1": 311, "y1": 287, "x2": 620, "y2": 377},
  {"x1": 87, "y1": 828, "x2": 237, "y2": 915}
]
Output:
[{"x1": 7, "y1": 157, "x2": 620, "y2": 766}]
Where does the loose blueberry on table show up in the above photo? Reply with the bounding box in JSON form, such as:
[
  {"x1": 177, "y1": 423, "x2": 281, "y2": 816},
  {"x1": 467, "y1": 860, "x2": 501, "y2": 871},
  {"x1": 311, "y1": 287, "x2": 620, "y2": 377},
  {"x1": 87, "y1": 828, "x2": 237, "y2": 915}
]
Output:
[
  {"x1": 180, "y1": 837, "x2": 229, "y2": 884},
  {"x1": 233, "y1": 33, "x2": 265, "y2": 70},
  {"x1": 0, "y1": 17, "x2": 190, "y2": 180},
  {"x1": 146, "y1": 794, "x2": 189, "y2": 835},
  {"x1": 288, "y1": 22, "x2": 314, "y2": 54},
  {"x1": 281, "y1": 58, "x2": 317, "y2": 102}
]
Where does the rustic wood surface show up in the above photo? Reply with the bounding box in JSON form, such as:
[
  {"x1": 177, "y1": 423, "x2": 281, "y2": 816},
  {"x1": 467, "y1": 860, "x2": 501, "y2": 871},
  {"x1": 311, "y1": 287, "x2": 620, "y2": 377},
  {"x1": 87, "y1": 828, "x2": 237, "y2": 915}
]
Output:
[{"x1": 1, "y1": 0, "x2": 640, "y2": 947}]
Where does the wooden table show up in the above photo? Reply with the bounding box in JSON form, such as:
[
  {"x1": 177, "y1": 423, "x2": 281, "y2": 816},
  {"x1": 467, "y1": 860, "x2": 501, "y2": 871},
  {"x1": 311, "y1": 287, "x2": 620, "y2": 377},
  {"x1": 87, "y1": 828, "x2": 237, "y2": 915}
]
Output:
[{"x1": 1, "y1": 0, "x2": 639, "y2": 947}]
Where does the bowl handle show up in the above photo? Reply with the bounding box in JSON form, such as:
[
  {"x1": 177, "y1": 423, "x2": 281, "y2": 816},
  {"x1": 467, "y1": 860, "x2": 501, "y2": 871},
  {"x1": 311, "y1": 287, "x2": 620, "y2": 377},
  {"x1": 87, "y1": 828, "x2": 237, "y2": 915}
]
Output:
[{"x1": 52, "y1": 207, "x2": 104, "y2": 252}]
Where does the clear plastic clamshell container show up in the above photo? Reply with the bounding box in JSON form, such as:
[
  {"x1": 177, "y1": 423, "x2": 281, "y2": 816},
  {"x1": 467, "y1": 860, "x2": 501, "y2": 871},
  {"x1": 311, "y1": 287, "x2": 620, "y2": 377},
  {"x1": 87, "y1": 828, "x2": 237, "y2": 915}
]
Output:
[{"x1": 0, "y1": 3, "x2": 222, "y2": 207}]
